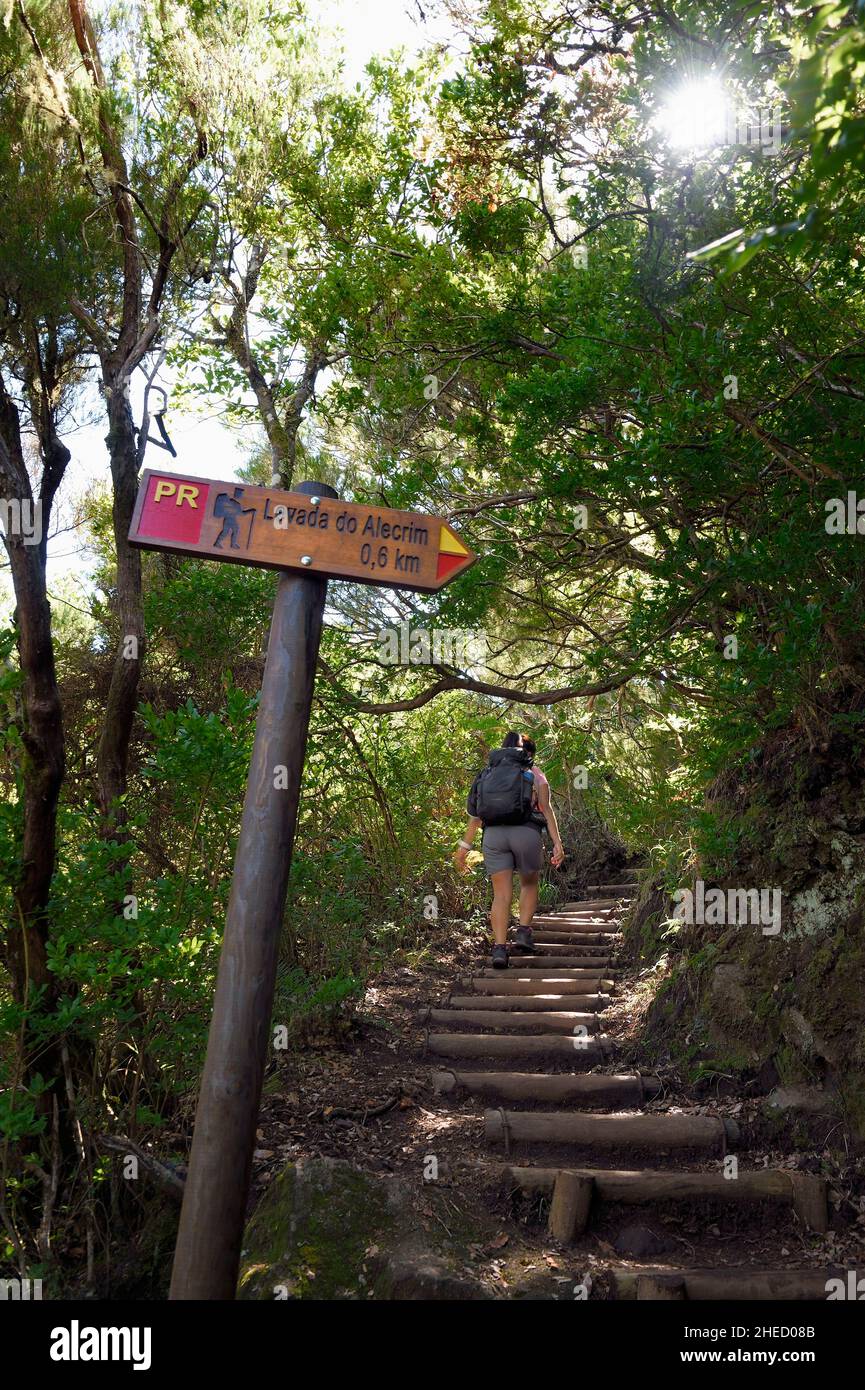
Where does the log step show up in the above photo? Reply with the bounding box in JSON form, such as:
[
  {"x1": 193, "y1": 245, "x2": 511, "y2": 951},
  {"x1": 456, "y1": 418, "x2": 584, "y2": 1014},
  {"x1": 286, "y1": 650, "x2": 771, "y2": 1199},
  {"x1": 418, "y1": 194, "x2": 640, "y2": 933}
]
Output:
[
  {"x1": 552, "y1": 901, "x2": 620, "y2": 908},
  {"x1": 531, "y1": 939, "x2": 620, "y2": 950},
  {"x1": 531, "y1": 937, "x2": 618, "y2": 950},
  {"x1": 424, "y1": 1008, "x2": 600, "y2": 1033},
  {"x1": 478, "y1": 973, "x2": 614, "y2": 984},
  {"x1": 445, "y1": 993, "x2": 610, "y2": 1013},
  {"x1": 485, "y1": 1109, "x2": 738, "y2": 1152},
  {"x1": 559, "y1": 910, "x2": 627, "y2": 919},
  {"x1": 461, "y1": 975, "x2": 612, "y2": 995},
  {"x1": 426, "y1": 1032, "x2": 613, "y2": 1060},
  {"x1": 533, "y1": 919, "x2": 621, "y2": 934},
  {"x1": 533, "y1": 934, "x2": 618, "y2": 948},
  {"x1": 534, "y1": 916, "x2": 618, "y2": 927},
  {"x1": 505, "y1": 1165, "x2": 827, "y2": 1231},
  {"x1": 434, "y1": 1072, "x2": 660, "y2": 1105},
  {"x1": 549, "y1": 904, "x2": 617, "y2": 913},
  {"x1": 533, "y1": 934, "x2": 621, "y2": 945},
  {"x1": 534, "y1": 951, "x2": 619, "y2": 961},
  {"x1": 612, "y1": 1266, "x2": 848, "y2": 1301},
  {"x1": 563, "y1": 899, "x2": 624, "y2": 909},
  {"x1": 486, "y1": 956, "x2": 618, "y2": 970},
  {"x1": 524, "y1": 927, "x2": 614, "y2": 942}
]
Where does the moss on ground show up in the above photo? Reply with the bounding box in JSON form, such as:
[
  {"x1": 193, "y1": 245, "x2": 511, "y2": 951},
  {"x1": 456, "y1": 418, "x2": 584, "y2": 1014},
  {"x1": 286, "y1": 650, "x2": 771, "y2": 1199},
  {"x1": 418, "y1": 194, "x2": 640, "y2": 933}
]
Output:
[{"x1": 238, "y1": 1158, "x2": 509, "y2": 1300}]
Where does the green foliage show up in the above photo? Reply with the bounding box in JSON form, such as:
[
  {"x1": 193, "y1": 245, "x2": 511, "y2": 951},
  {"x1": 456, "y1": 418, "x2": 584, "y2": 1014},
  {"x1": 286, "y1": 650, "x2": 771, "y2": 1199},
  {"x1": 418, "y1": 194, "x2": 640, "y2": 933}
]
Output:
[{"x1": 692, "y1": 2, "x2": 865, "y2": 269}]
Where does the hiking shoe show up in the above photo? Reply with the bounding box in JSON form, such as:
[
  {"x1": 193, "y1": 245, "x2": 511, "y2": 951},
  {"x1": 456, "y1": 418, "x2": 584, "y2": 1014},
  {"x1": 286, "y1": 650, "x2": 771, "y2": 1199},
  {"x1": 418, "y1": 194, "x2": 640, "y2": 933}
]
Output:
[
  {"x1": 512, "y1": 925, "x2": 538, "y2": 955},
  {"x1": 491, "y1": 943, "x2": 509, "y2": 969}
]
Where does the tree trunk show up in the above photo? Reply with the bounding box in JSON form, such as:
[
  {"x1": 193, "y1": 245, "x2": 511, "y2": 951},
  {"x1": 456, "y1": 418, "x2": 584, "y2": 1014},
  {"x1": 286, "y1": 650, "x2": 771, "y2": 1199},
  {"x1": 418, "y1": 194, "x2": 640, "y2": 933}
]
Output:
[
  {"x1": 96, "y1": 379, "x2": 146, "y2": 833},
  {"x1": 0, "y1": 396, "x2": 66, "y2": 1012},
  {"x1": 0, "y1": 387, "x2": 72, "y2": 1180}
]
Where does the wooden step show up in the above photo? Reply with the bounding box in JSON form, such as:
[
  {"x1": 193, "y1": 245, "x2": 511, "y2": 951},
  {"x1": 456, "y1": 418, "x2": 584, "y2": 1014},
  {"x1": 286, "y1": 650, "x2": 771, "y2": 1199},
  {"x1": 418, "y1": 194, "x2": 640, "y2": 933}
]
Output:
[
  {"x1": 531, "y1": 928, "x2": 620, "y2": 939},
  {"x1": 533, "y1": 934, "x2": 618, "y2": 948},
  {"x1": 423, "y1": 1008, "x2": 600, "y2": 1033},
  {"x1": 531, "y1": 950, "x2": 614, "y2": 961},
  {"x1": 530, "y1": 954, "x2": 615, "y2": 967},
  {"x1": 611, "y1": 1266, "x2": 848, "y2": 1301},
  {"x1": 534, "y1": 918, "x2": 621, "y2": 934},
  {"x1": 533, "y1": 933, "x2": 621, "y2": 944},
  {"x1": 536, "y1": 913, "x2": 618, "y2": 924},
  {"x1": 540, "y1": 918, "x2": 617, "y2": 928},
  {"x1": 478, "y1": 973, "x2": 614, "y2": 984},
  {"x1": 551, "y1": 902, "x2": 618, "y2": 910},
  {"x1": 532, "y1": 950, "x2": 616, "y2": 961},
  {"x1": 445, "y1": 993, "x2": 610, "y2": 1013},
  {"x1": 434, "y1": 1072, "x2": 659, "y2": 1105},
  {"x1": 485, "y1": 1109, "x2": 739, "y2": 1152},
  {"x1": 461, "y1": 975, "x2": 612, "y2": 995},
  {"x1": 531, "y1": 941, "x2": 617, "y2": 952},
  {"x1": 485, "y1": 956, "x2": 618, "y2": 970},
  {"x1": 563, "y1": 898, "x2": 625, "y2": 909},
  {"x1": 505, "y1": 1165, "x2": 827, "y2": 1231},
  {"x1": 538, "y1": 935, "x2": 619, "y2": 944},
  {"x1": 528, "y1": 925, "x2": 616, "y2": 941},
  {"x1": 425, "y1": 1032, "x2": 614, "y2": 1060}
]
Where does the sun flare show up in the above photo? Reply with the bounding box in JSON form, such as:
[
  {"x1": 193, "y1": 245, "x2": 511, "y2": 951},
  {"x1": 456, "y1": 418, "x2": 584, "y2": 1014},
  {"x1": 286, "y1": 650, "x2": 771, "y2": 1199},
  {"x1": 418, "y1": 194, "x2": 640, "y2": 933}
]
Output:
[{"x1": 656, "y1": 77, "x2": 729, "y2": 150}]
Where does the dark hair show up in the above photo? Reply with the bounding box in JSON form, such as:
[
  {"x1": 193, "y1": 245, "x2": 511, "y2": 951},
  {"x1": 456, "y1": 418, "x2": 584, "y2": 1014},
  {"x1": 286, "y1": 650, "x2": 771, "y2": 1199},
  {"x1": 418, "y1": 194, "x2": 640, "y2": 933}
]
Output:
[
  {"x1": 521, "y1": 737, "x2": 536, "y2": 758},
  {"x1": 501, "y1": 731, "x2": 522, "y2": 748}
]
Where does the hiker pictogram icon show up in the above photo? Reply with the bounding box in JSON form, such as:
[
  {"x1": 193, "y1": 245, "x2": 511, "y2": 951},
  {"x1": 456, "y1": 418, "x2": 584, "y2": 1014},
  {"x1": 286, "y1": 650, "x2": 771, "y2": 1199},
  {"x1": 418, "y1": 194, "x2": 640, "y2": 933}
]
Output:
[{"x1": 213, "y1": 486, "x2": 256, "y2": 551}]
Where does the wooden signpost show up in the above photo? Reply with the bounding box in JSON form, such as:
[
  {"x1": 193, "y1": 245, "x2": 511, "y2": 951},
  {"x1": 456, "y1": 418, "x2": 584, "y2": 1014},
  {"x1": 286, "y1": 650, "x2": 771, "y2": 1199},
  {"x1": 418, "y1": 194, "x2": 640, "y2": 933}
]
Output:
[
  {"x1": 129, "y1": 468, "x2": 474, "y2": 591},
  {"x1": 128, "y1": 472, "x2": 475, "y2": 1301}
]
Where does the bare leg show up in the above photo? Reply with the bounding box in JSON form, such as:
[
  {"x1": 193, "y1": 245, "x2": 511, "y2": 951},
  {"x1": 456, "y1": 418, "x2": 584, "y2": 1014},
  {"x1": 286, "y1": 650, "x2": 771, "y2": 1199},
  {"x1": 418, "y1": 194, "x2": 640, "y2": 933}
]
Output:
[
  {"x1": 518, "y1": 870, "x2": 539, "y2": 926},
  {"x1": 490, "y1": 869, "x2": 514, "y2": 945}
]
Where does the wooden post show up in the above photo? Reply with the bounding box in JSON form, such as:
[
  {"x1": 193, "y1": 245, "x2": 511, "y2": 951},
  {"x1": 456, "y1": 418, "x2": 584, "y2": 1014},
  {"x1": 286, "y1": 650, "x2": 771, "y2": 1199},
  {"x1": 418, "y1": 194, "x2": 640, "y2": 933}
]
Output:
[
  {"x1": 169, "y1": 480, "x2": 338, "y2": 1301},
  {"x1": 548, "y1": 1171, "x2": 594, "y2": 1243},
  {"x1": 789, "y1": 1172, "x2": 829, "y2": 1233}
]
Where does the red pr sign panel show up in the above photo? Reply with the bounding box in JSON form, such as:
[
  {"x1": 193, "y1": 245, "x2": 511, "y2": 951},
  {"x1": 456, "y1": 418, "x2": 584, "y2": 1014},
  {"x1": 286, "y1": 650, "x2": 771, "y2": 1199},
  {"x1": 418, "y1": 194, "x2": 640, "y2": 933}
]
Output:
[{"x1": 138, "y1": 474, "x2": 209, "y2": 545}]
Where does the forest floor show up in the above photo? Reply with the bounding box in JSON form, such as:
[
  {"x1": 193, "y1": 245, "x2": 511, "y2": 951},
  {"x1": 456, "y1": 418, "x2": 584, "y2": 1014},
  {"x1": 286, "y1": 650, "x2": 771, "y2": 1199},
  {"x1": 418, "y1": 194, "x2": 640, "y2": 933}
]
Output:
[{"x1": 248, "y1": 912, "x2": 865, "y2": 1298}]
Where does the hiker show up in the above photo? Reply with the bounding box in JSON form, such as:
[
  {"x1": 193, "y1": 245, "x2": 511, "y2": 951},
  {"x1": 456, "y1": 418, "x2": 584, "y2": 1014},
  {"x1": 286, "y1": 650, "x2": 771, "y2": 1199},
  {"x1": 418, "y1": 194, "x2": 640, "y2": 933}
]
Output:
[{"x1": 454, "y1": 732, "x2": 565, "y2": 968}]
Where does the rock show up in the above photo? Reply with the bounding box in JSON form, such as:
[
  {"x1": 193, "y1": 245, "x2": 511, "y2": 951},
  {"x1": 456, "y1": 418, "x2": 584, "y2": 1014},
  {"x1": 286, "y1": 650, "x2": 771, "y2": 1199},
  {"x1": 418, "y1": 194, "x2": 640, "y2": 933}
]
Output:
[
  {"x1": 612, "y1": 1224, "x2": 676, "y2": 1258},
  {"x1": 781, "y1": 1007, "x2": 816, "y2": 1056},
  {"x1": 710, "y1": 963, "x2": 749, "y2": 1015},
  {"x1": 238, "y1": 1157, "x2": 498, "y2": 1300},
  {"x1": 763, "y1": 1085, "x2": 836, "y2": 1119},
  {"x1": 383, "y1": 1255, "x2": 487, "y2": 1300}
]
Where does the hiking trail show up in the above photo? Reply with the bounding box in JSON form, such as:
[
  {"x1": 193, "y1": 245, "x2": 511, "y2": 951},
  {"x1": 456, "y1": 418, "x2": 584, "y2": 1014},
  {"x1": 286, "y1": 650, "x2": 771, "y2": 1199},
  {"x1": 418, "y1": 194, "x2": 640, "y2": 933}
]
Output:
[{"x1": 418, "y1": 878, "x2": 847, "y2": 1301}]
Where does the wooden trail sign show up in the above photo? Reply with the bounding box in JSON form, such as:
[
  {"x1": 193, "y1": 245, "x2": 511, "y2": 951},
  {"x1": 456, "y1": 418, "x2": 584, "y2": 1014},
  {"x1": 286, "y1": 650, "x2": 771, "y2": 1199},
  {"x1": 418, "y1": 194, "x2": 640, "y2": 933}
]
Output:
[
  {"x1": 128, "y1": 469, "x2": 475, "y2": 590},
  {"x1": 144, "y1": 475, "x2": 475, "y2": 1300}
]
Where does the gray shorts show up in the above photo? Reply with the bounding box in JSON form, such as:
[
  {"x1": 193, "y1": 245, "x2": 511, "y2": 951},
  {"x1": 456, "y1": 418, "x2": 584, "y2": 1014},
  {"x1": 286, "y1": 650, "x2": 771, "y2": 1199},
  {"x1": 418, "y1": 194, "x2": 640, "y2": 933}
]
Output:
[{"x1": 482, "y1": 823, "x2": 544, "y2": 876}]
